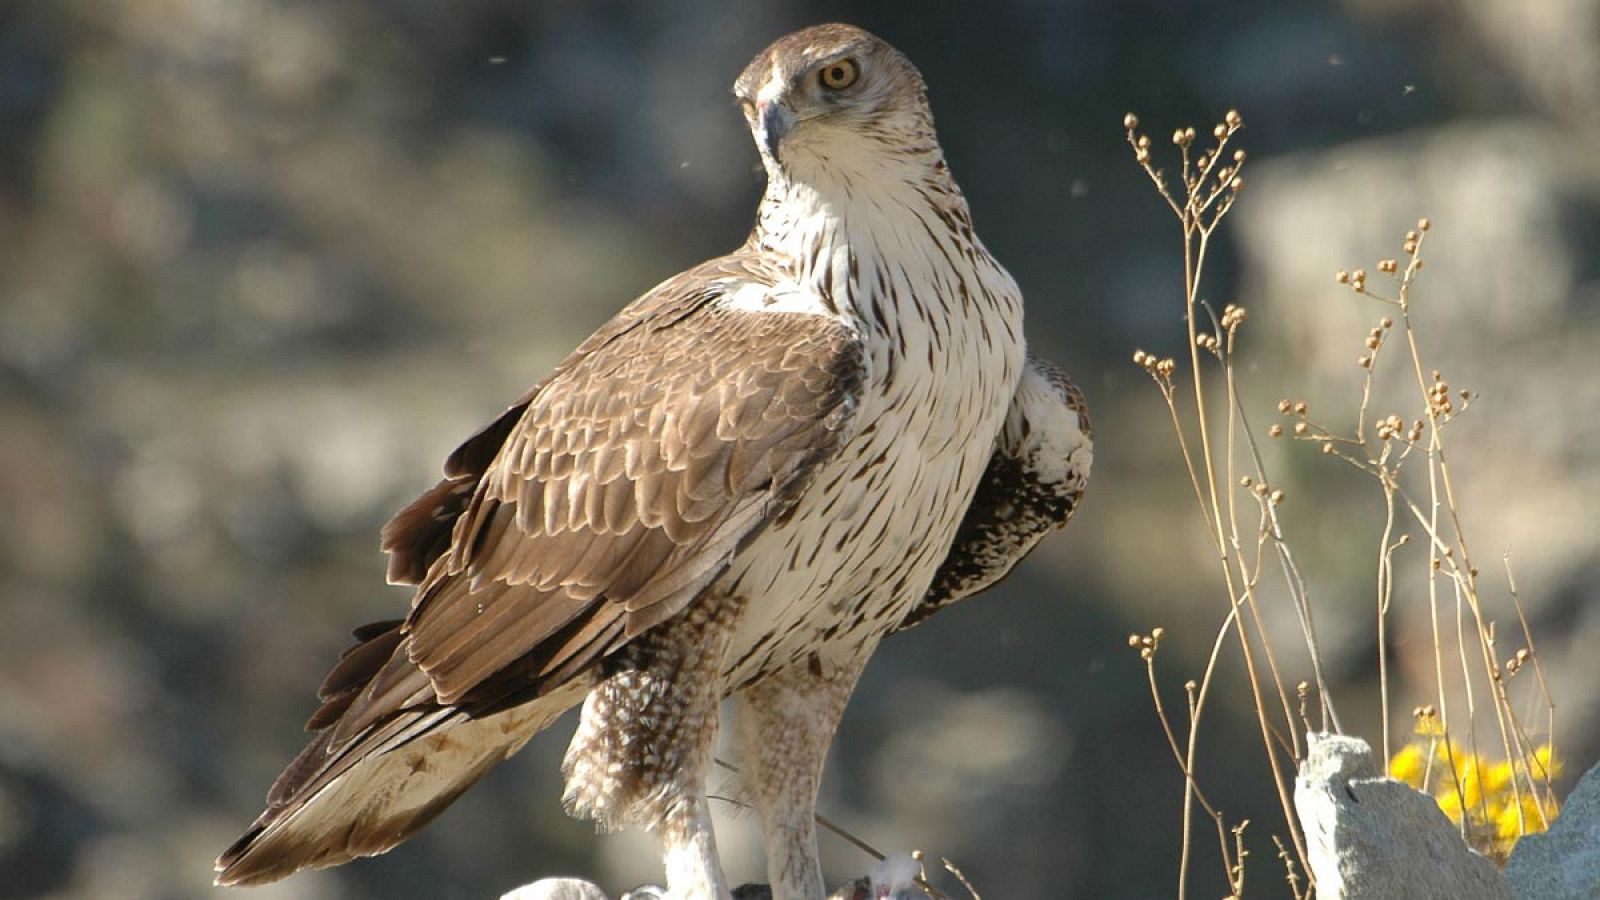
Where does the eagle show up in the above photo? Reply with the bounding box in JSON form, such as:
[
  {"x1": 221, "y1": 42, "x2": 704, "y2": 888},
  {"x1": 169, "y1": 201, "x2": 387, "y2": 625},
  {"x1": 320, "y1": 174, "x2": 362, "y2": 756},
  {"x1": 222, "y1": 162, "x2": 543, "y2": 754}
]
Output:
[{"x1": 216, "y1": 23, "x2": 1091, "y2": 900}]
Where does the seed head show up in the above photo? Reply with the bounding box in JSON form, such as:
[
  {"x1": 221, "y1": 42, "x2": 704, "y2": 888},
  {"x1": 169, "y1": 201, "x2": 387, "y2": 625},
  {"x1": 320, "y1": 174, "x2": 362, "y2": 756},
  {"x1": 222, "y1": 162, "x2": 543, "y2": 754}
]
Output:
[{"x1": 1124, "y1": 112, "x2": 1140, "y2": 130}]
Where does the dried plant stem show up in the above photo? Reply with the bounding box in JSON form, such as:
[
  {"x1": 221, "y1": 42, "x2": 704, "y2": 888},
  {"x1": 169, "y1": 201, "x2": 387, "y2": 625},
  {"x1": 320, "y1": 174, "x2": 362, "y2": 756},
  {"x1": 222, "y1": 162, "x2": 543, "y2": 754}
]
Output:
[
  {"x1": 1306, "y1": 221, "x2": 1560, "y2": 861},
  {"x1": 1126, "y1": 110, "x2": 1319, "y2": 897}
]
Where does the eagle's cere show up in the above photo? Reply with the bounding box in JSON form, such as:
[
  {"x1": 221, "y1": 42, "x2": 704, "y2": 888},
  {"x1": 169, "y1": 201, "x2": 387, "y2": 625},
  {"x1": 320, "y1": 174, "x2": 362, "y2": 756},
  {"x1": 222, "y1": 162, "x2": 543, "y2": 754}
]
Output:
[{"x1": 215, "y1": 23, "x2": 1090, "y2": 900}]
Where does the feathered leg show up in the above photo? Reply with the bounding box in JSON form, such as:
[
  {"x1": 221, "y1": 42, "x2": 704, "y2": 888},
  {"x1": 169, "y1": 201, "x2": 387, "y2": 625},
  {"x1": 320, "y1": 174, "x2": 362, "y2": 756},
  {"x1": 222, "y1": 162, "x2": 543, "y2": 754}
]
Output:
[
  {"x1": 733, "y1": 649, "x2": 867, "y2": 900},
  {"x1": 562, "y1": 596, "x2": 745, "y2": 900}
]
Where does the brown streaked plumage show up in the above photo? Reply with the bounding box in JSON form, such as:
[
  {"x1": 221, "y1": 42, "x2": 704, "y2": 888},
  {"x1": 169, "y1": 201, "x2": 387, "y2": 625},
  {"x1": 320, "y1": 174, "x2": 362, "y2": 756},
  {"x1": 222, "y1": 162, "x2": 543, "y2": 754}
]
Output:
[
  {"x1": 217, "y1": 23, "x2": 1089, "y2": 900},
  {"x1": 216, "y1": 254, "x2": 865, "y2": 886},
  {"x1": 904, "y1": 355, "x2": 1092, "y2": 629}
]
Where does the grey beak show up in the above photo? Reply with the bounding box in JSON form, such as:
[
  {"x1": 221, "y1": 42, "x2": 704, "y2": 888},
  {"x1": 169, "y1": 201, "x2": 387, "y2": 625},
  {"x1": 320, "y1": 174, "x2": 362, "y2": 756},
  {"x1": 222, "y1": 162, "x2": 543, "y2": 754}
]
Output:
[{"x1": 758, "y1": 101, "x2": 794, "y2": 161}]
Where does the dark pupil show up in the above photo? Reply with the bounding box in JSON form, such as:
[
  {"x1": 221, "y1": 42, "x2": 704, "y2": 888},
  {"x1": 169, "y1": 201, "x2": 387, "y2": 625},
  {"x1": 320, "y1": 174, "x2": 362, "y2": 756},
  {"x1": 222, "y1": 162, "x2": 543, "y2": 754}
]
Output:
[{"x1": 828, "y1": 66, "x2": 845, "y2": 83}]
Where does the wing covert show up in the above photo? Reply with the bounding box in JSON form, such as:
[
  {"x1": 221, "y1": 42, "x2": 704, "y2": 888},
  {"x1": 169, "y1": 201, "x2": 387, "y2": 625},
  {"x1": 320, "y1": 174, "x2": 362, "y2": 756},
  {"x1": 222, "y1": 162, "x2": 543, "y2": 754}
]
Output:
[{"x1": 390, "y1": 260, "x2": 864, "y2": 709}]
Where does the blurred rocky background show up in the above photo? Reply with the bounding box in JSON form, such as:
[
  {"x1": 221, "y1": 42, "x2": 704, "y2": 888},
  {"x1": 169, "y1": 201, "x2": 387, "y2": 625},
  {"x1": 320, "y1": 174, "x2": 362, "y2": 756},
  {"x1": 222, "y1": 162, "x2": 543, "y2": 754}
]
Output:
[{"x1": 1, "y1": 1, "x2": 1595, "y2": 898}]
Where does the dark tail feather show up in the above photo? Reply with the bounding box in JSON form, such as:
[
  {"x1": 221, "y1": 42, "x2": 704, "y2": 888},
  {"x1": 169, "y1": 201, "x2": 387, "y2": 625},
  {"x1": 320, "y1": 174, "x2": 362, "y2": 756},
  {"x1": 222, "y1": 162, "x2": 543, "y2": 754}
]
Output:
[
  {"x1": 214, "y1": 619, "x2": 590, "y2": 887},
  {"x1": 215, "y1": 682, "x2": 587, "y2": 886}
]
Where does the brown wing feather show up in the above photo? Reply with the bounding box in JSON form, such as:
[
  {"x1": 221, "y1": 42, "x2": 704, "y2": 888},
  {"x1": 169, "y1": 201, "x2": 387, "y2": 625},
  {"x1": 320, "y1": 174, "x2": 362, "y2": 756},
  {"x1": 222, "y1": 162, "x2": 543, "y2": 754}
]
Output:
[
  {"x1": 401, "y1": 260, "x2": 863, "y2": 706},
  {"x1": 217, "y1": 253, "x2": 864, "y2": 885},
  {"x1": 380, "y1": 385, "x2": 540, "y2": 586}
]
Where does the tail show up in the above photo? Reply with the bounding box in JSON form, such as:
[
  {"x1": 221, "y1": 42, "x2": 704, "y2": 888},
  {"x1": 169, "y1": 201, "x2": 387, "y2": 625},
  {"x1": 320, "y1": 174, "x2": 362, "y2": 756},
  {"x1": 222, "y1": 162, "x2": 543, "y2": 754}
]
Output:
[{"x1": 214, "y1": 622, "x2": 590, "y2": 886}]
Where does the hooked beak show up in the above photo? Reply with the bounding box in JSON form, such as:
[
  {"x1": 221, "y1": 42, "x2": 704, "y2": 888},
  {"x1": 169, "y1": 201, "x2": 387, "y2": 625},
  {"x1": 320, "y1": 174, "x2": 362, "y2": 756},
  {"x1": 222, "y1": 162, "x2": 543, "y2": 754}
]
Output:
[{"x1": 757, "y1": 100, "x2": 795, "y2": 161}]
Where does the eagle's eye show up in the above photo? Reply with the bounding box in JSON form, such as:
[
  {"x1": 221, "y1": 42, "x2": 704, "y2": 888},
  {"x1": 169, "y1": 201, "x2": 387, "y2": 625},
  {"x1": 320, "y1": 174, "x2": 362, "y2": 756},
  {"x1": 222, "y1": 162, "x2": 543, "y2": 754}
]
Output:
[{"x1": 818, "y1": 58, "x2": 859, "y2": 91}]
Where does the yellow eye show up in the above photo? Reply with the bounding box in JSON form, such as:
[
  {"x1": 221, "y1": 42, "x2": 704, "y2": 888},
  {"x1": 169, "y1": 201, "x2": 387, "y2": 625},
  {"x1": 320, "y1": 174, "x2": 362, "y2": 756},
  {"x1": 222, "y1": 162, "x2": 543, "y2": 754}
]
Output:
[{"x1": 818, "y1": 58, "x2": 859, "y2": 91}]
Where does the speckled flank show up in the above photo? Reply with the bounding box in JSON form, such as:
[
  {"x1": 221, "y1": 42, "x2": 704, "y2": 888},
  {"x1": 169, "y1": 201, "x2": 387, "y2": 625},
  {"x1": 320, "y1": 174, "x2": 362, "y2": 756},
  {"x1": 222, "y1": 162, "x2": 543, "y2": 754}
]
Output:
[
  {"x1": 562, "y1": 596, "x2": 746, "y2": 834},
  {"x1": 902, "y1": 356, "x2": 1093, "y2": 628}
]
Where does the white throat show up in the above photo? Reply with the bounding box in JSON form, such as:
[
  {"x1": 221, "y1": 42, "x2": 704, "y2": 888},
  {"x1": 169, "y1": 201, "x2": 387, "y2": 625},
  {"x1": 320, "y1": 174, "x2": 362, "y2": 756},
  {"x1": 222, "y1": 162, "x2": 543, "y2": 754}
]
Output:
[{"x1": 747, "y1": 147, "x2": 985, "y2": 333}]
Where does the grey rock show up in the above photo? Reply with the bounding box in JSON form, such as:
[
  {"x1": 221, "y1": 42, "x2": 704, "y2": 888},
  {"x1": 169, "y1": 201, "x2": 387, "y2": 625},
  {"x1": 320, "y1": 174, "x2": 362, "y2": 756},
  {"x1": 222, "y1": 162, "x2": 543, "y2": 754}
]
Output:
[
  {"x1": 1506, "y1": 758, "x2": 1600, "y2": 900},
  {"x1": 1295, "y1": 732, "x2": 1514, "y2": 900},
  {"x1": 498, "y1": 854, "x2": 935, "y2": 900},
  {"x1": 500, "y1": 877, "x2": 611, "y2": 900}
]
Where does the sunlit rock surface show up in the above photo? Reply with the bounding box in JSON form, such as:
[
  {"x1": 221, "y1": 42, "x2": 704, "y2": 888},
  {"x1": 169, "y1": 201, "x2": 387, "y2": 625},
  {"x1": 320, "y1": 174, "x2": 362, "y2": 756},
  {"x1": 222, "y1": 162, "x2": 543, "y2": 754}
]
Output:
[
  {"x1": 1295, "y1": 732, "x2": 1513, "y2": 900},
  {"x1": 1505, "y1": 759, "x2": 1600, "y2": 900}
]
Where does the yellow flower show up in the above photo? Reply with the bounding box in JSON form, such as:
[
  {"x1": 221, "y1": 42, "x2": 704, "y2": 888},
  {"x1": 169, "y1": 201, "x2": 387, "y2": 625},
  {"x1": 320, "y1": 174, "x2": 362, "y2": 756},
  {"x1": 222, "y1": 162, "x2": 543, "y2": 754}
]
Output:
[
  {"x1": 1459, "y1": 756, "x2": 1485, "y2": 809},
  {"x1": 1431, "y1": 739, "x2": 1464, "y2": 776},
  {"x1": 1390, "y1": 737, "x2": 1564, "y2": 860},
  {"x1": 1481, "y1": 759, "x2": 1514, "y2": 796},
  {"x1": 1388, "y1": 744, "x2": 1428, "y2": 788},
  {"x1": 1435, "y1": 784, "x2": 1465, "y2": 823},
  {"x1": 1495, "y1": 793, "x2": 1559, "y2": 841},
  {"x1": 1531, "y1": 745, "x2": 1562, "y2": 782}
]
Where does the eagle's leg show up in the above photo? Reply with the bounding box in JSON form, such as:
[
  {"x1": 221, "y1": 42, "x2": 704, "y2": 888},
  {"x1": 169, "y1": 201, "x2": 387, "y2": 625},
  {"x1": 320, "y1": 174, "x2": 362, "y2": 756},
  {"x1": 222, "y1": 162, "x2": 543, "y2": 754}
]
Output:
[
  {"x1": 733, "y1": 649, "x2": 869, "y2": 900},
  {"x1": 562, "y1": 597, "x2": 746, "y2": 900}
]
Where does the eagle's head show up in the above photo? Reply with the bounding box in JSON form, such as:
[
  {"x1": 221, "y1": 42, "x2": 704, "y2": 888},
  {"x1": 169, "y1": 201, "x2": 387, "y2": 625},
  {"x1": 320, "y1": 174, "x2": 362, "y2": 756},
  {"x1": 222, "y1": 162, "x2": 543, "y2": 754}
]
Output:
[{"x1": 734, "y1": 24, "x2": 938, "y2": 184}]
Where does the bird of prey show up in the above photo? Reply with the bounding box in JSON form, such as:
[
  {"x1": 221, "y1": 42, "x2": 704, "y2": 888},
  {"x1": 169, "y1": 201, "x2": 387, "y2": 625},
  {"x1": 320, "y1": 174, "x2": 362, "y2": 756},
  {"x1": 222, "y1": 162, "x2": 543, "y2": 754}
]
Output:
[{"x1": 216, "y1": 23, "x2": 1090, "y2": 900}]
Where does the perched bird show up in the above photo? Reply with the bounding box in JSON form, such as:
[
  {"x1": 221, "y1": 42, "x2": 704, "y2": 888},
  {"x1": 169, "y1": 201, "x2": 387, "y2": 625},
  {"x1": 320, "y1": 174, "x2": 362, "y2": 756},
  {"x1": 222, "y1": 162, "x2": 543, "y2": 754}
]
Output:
[{"x1": 215, "y1": 23, "x2": 1090, "y2": 900}]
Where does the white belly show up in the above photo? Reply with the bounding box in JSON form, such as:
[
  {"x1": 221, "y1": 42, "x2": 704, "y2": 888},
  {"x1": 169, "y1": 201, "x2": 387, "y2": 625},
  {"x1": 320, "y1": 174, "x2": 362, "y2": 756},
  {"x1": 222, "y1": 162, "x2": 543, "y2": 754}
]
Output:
[{"x1": 719, "y1": 298, "x2": 1023, "y2": 688}]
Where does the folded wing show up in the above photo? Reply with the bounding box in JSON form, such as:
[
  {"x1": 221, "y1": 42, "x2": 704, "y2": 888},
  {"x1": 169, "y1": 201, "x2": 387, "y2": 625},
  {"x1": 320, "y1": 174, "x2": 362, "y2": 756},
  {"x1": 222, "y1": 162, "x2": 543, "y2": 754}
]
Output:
[{"x1": 215, "y1": 254, "x2": 865, "y2": 885}]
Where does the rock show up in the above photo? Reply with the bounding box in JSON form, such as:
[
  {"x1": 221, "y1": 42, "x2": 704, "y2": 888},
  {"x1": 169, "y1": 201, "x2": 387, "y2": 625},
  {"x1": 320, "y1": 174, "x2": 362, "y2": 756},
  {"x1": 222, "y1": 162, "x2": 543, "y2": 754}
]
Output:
[
  {"x1": 824, "y1": 852, "x2": 936, "y2": 900},
  {"x1": 498, "y1": 852, "x2": 935, "y2": 900},
  {"x1": 500, "y1": 877, "x2": 610, "y2": 900},
  {"x1": 1505, "y1": 758, "x2": 1600, "y2": 900},
  {"x1": 1295, "y1": 732, "x2": 1514, "y2": 900}
]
